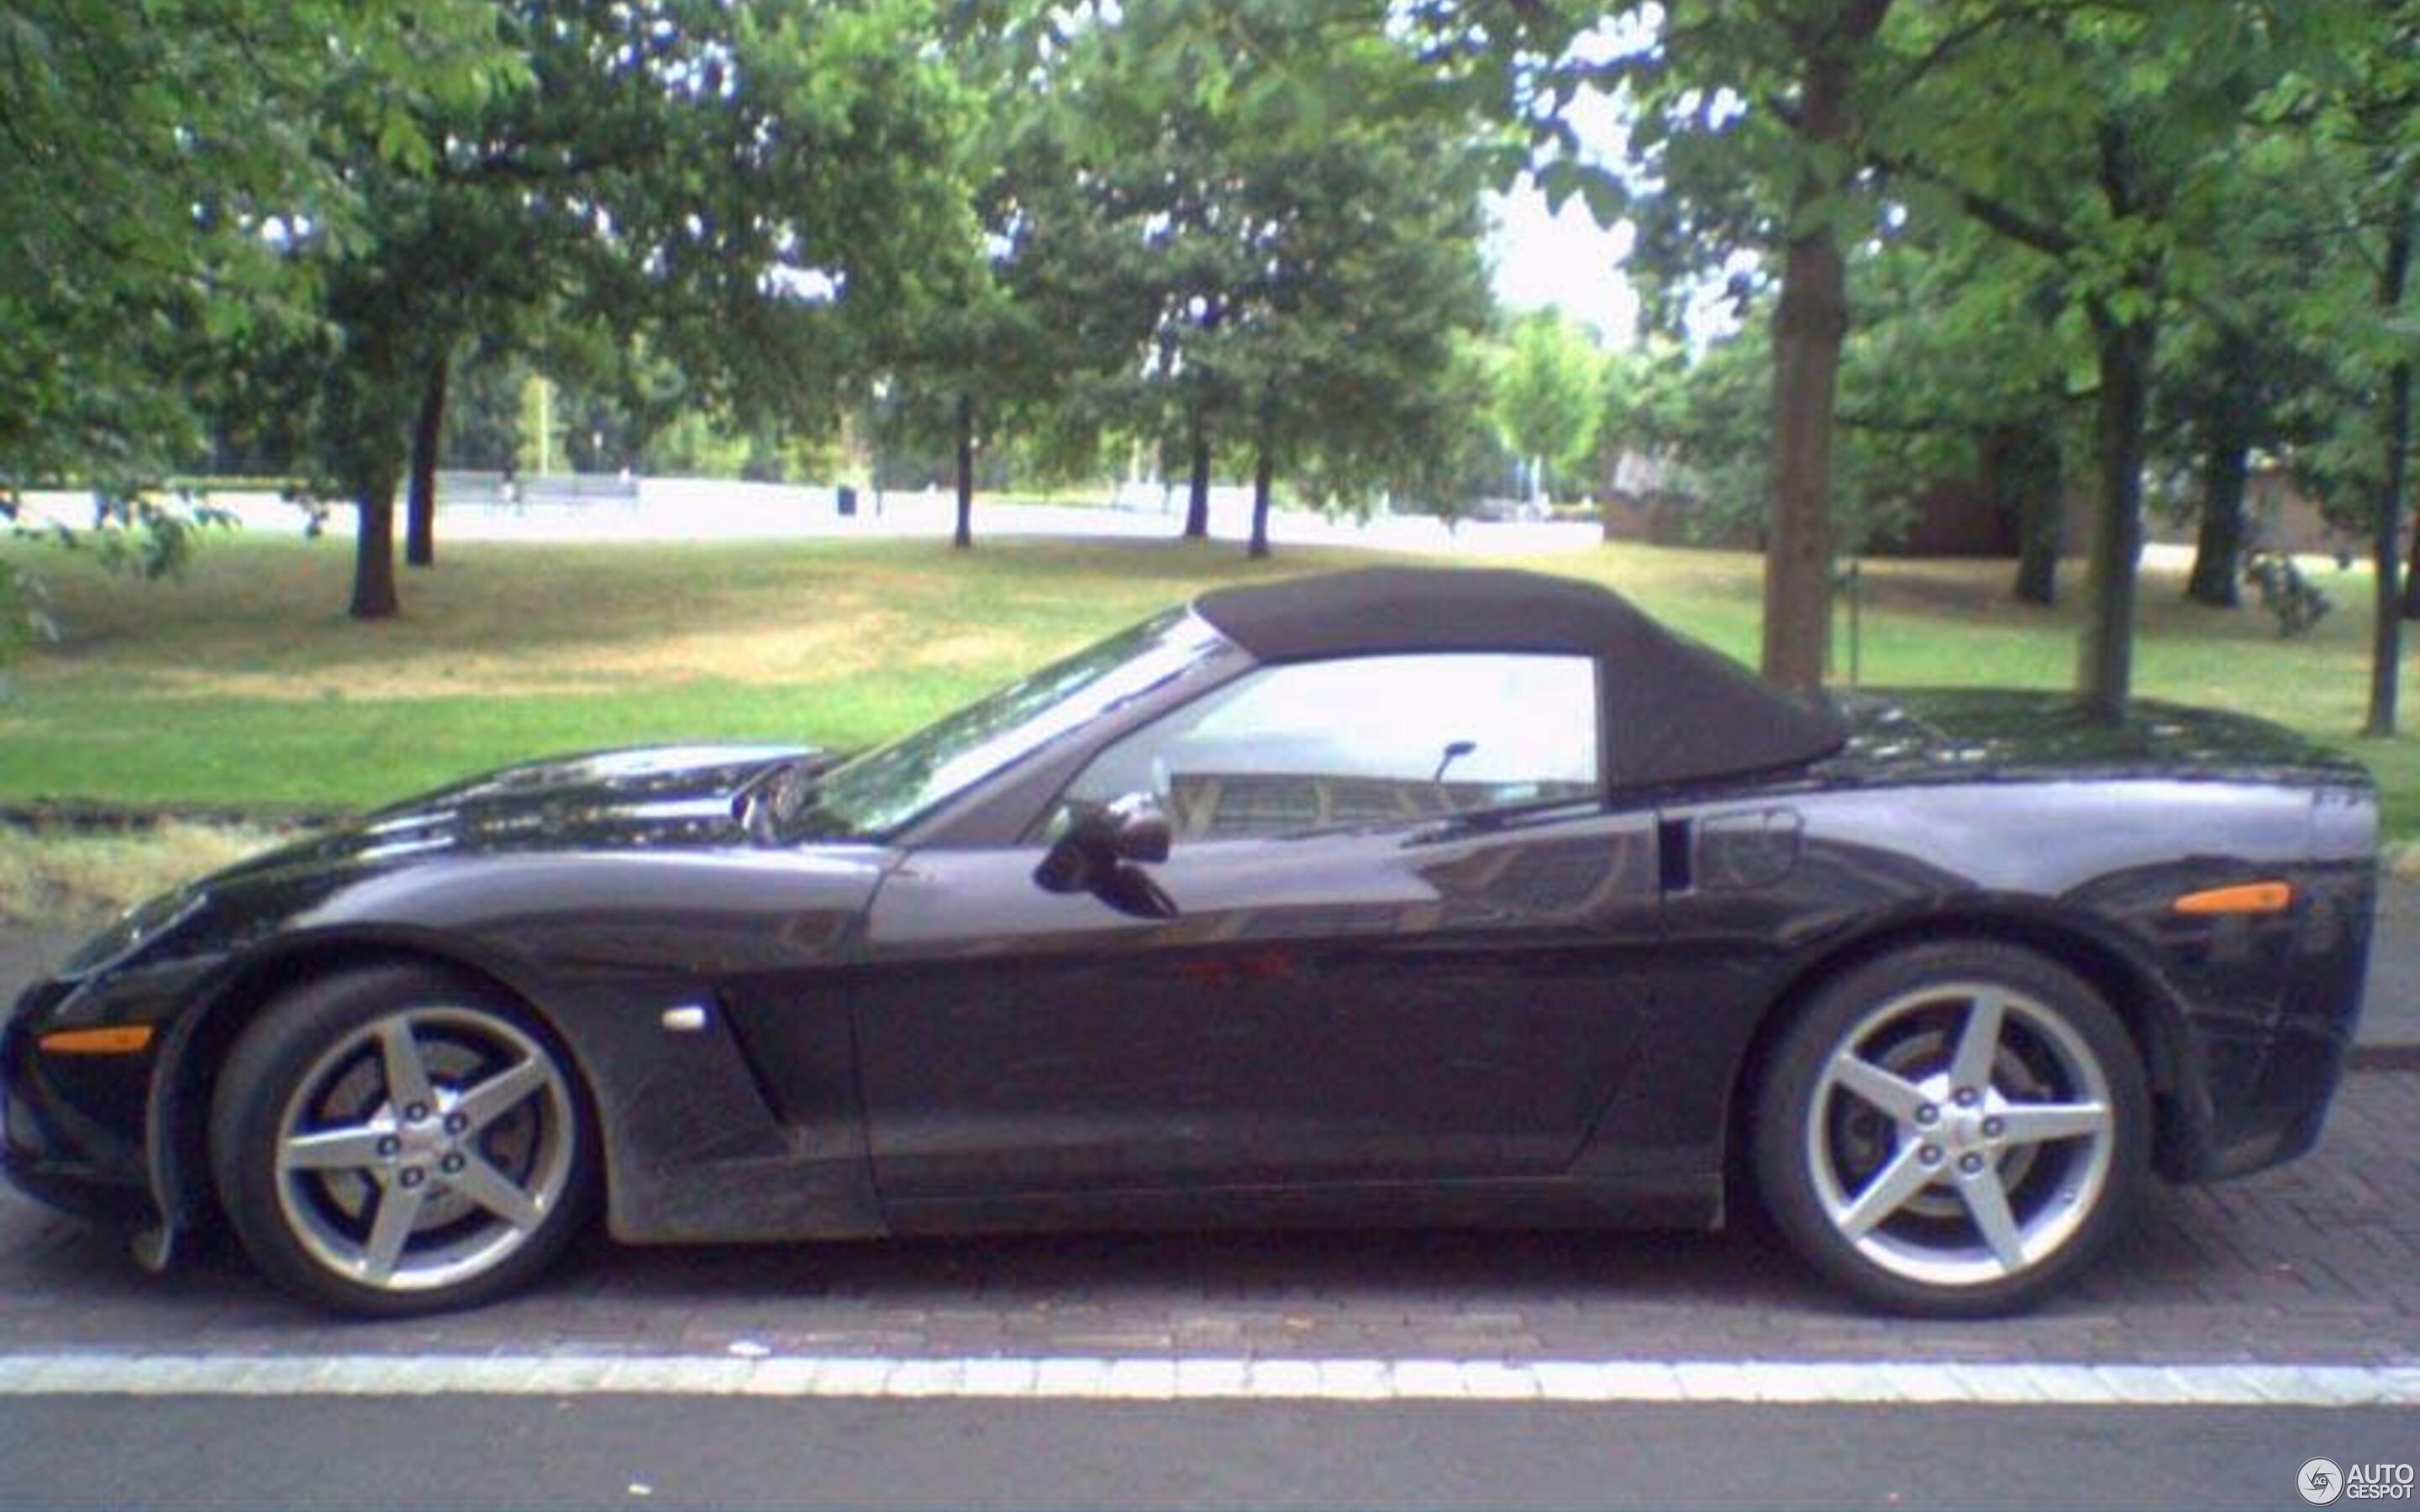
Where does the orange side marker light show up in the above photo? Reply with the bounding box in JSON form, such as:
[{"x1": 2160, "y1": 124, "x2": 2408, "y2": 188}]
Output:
[
  {"x1": 36, "y1": 1025, "x2": 155, "y2": 1056},
  {"x1": 2173, "y1": 881, "x2": 2294, "y2": 916}
]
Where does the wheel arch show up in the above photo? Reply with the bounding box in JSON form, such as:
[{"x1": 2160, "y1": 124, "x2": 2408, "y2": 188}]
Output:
[
  {"x1": 1723, "y1": 905, "x2": 2203, "y2": 1197},
  {"x1": 149, "y1": 931, "x2": 589, "y2": 1240}
]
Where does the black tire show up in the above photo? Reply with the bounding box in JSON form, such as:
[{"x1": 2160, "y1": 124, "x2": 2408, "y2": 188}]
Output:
[
  {"x1": 209, "y1": 963, "x2": 595, "y2": 1316},
  {"x1": 1751, "y1": 941, "x2": 2149, "y2": 1317}
]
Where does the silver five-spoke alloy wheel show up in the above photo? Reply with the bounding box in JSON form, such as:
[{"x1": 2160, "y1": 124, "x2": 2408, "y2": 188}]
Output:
[
  {"x1": 273, "y1": 1007, "x2": 577, "y2": 1292},
  {"x1": 212, "y1": 965, "x2": 594, "y2": 1315},
  {"x1": 1807, "y1": 982, "x2": 2115, "y2": 1289},
  {"x1": 1754, "y1": 942, "x2": 2148, "y2": 1315}
]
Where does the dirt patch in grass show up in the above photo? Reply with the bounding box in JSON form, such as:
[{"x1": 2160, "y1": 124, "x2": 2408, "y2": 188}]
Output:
[
  {"x1": 0, "y1": 538, "x2": 1259, "y2": 703},
  {"x1": 127, "y1": 613, "x2": 921, "y2": 700},
  {"x1": 0, "y1": 823, "x2": 282, "y2": 926}
]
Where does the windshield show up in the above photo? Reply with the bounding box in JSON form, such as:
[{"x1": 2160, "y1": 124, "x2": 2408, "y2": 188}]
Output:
[{"x1": 788, "y1": 608, "x2": 1228, "y2": 841}]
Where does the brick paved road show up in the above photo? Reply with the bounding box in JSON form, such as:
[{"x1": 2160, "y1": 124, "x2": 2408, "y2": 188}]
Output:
[{"x1": 2, "y1": 1069, "x2": 2412, "y2": 1369}]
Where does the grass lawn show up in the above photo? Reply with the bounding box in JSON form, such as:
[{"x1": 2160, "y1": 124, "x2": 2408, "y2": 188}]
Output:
[{"x1": 6, "y1": 528, "x2": 2419, "y2": 848}]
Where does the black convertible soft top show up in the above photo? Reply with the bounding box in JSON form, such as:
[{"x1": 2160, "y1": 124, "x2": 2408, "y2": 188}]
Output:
[{"x1": 1193, "y1": 567, "x2": 1846, "y2": 786}]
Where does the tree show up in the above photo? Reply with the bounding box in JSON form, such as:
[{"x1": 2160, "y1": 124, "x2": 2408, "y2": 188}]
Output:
[
  {"x1": 1213, "y1": 83, "x2": 1497, "y2": 556},
  {"x1": 1601, "y1": 331, "x2": 1771, "y2": 544},
  {"x1": 1, "y1": 0, "x2": 518, "y2": 637},
  {"x1": 1839, "y1": 215, "x2": 2079, "y2": 601},
  {"x1": 1495, "y1": 312, "x2": 1604, "y2": 502},
  {"x1": 1873, "y1": 2, "x2": 2338, "y2": 721},
  {"x1": 2326, "y1": 2, "x2": 2420, "y2": 743},
  {"x1": 1491, "y1": 0, "x2": 1896, "y2": 690},
  {"x1": 2275, "y1": 14, "x2": 2420, "y2": 731},
  {"x1": 1011, "y1": 0, "x2": 1500, "y2": 551},
  {"x1": 877, "y1": 8, "x2": 1065, "y2": 552},
  {"x1": 250, "y1": 0, "x2": 980, "y2": 618},
  {"x1": 1757, "y1": 1, "x2": 1896, "y2": 691},
  {"x1": 0, "y1": 0, "x2": 518, "y2": 490}
]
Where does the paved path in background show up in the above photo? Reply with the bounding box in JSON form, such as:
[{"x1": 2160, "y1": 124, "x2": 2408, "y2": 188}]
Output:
[{"x1": 15, "y1": 487, "x2": 1608, "y2": 556}]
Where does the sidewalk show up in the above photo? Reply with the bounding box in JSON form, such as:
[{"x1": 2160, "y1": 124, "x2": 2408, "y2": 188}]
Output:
[
  {"x1": 5, "y1": 880, "x2": 2416, "y2": 1062},
  {"x1": 2357, "y1": 875, "x2": 2420, "y2": 1058}
]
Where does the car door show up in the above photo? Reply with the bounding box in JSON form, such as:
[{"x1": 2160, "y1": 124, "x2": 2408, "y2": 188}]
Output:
[{"x1": 850, "y1": 651, "x2": 1665, "y2": 1203}]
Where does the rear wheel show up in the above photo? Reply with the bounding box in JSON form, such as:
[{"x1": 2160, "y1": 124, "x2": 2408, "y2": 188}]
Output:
[
  {"x1": 210, "y1": 964, "x2": 592, "y2": 1315},
  {"x1": 1752, "y1": 942, "x2": 2149, "y2": 1316}
]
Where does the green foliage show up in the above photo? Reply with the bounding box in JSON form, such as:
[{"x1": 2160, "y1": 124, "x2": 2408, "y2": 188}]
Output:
[
  {"x1": 161, "y1": 0, "x2": 986, "y2": 615},
  {"x1": 3, "y1": 491, "x2": 239, "y2": 663},
  {"x1": 1002, "y1": 0, "x2": 1500, "y2": 516},
  {"x1": 1494, "y1": 312, "x2": 1604, "y2": 501},
  {"x1": 0, "y1": 549, "x2": 50, "y2": 657},
  {"x1": 1370, "y1": 332, "x2": 1506, "y2": 525},
  {"x1": 0, "y1": 0, "x2": 522, "y2": 493},
  {"x1": 1603, "y1": 334, "x2": 1770, "y2": 543},
  {"x1": 643, "y1": 411, "x2": 757, "y2": 481},
  {"x1": 0, "y1": 0, "x2": 523, "y2": 640}
]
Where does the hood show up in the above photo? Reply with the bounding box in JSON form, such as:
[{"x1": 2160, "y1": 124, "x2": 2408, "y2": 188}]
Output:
[
  {"x1": 1826, "y1": 689, "x2": 2370, "y2": 786},
  {"x1": 208, "y1": 743, "x2": 827, "y2": 885}
]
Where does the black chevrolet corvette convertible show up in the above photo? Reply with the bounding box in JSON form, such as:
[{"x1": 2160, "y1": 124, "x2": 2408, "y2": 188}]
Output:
[{"x1": 3, "y1": 568, "x2": 2378, "y2": 1316}]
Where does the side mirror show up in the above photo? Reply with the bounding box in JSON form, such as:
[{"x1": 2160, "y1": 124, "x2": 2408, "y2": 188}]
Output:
[{"x1": 1034, "y1": 793, "x2": 1176, "y2": 918}]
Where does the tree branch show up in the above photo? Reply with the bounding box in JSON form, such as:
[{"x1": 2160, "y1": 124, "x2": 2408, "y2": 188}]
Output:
[{"x1": 1868, "y1": 144, "x2": 2078, "y2": 257}]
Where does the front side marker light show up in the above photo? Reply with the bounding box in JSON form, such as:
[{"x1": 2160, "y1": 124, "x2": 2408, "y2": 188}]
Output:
[
  {"x1": 37, "y1": 1025, "x2": 156, "y2": 1056},
  {"x1": 2173, "y1": 881, "x2": 2294, "y2": 916}
]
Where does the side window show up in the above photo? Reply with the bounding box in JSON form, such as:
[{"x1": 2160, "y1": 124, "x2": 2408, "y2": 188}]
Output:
[{"x1": 1059, "y1": 654, "x2": 1599, "y2": 840}]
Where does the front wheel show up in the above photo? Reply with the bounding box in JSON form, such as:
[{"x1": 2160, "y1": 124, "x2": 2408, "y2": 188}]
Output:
[
  {"x1": 210, "y1": 964, "x2": 594, "y2": 1315},
  {"x1": 1752, "y1": 942, "x2": 2149, "y2": 1317}
]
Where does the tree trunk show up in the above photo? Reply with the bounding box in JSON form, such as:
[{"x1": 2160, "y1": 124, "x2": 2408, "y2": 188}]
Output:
[
  {"x1": 2078, "y1": 302, "x2": 2154, "y2": 723},
  {"x1": 1183, "y1": 415, "x2": 1211, "y2": 540},
  {"x1": 1984, "y1": 421, "x2": 2061, "y2": 606},
  {"x1": 1759, "y1": 1, "x2": 1892, "y2": 692},
  {"x1": 404, "y1": 349, "x2": 449, "y2": 569},
  {"x1": 2185, "y1": 343, "x2": 2254, "y2": 608},
  {"x1": 1248, "y1": 441, "x2": 1273, "y2": 559},
  {"x1": 953, "y1": 391, "x2": 975, "y2": 551},
  {"x1": 2185, "y1": 435, "x2": 2250, "y2": 608},
  {"x1": 1763, "y1": 187, "x2": 1848, "y2": 691},
  {"x1": 2366, "y1": 208, "x2": 2412, "y2": 736},
  {"x1": 350, "y1": 473, "x2": 400, "y2": 621}
]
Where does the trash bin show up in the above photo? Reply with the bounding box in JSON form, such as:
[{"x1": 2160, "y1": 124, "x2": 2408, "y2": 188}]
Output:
[{"x1": 836, "y1": 485, "x2": 858, "y2": 518}]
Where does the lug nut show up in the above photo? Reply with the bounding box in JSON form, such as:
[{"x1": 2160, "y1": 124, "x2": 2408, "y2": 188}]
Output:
[
  {"x1": 443, "y1": 1113, "x2": 468, "y2": 1134},
  {"x1": 1960, "y1": 1152, "x2": 1986, "y2": 1174},
  {"x1": 1914, "y1": 1105, "x2": 1939, "y2": 1126},
  {"x1": 440, "y1": 1153, "x2": 466, "y2": 1174},
  {"x1": 1919, "y1": 1144, "x2": 1943, "y2": 1165},
  {"x1": 1954, "y1": 1088, "x2": 1980, "y2": 1108},
  {"x1": 1983, "y1": 1117, "x2": 2007, "y2": 1139},
  {"x1": 405, "y1": 1104, "x2": 429, "y2": 1123},
  {"x1": 376, "y1": 1137, "x2": 401, "y2": 1158},
  {"x1": 398, "y1": 1168, "x2": 425, "y2": 1189}
]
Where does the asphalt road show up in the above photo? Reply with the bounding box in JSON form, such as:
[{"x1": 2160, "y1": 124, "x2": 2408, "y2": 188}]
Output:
[{"x1": 1, "y1": 1395, "x2": 2412, "y2": 1509}]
